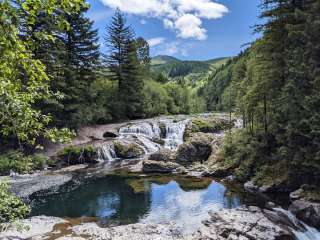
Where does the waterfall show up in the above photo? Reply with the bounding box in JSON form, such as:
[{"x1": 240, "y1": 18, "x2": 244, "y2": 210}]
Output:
[
  {"x1": 119, "y1": 122, "x2": 160, "y2": 139},
  {"x1": 98, "y1": 119, "x2": 189, "y2": 162},
  {"x1": 118, "y1": 120, "x2": 189, "y2": 151},
  {"x1": 136, "y1": 135, "x2": 161, "y2": 153},
  {"x1": 163, "y1": 119, "x2": 189, "y2": 150},
  {"x1": 272, "y1": 207, "x2": 320, "y2": 240},
  {"x1": 98, "y1": 144, "x2": 117, "y2": 162}
]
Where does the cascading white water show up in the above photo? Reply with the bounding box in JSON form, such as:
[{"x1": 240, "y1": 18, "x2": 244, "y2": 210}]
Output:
[
  {"x1": 119, "y1": 122, "x2": 161, "y2": 139},
  {"x1": 136, "y1": 135, "x2": 161, "y2": 153},
  {"x1": 163, "y1": 119, "x2": 189, "y2": 150},
  {"x1": 273, "y1": 207, "x2": 320, "y2": 240},
  {"x1": 98, "y1": 144, "x2": 117, "y2": 162},
  {"x1": 98, "y1": 119, "x2": 189, "y2": 162},
  {"x1": 118, "y1": 120, "x2": 189, "y2": 152}
]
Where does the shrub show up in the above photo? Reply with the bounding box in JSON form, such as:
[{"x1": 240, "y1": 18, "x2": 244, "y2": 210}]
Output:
[
  {"x1": 57, "y1": 145, "x2": 98, "y2": 165},
  {"x1": 0, "y1": 151, "x2": 33, "y2": 175},
  {"x1": 0, "y1": 181, "x2": 30, "y2": 228},
  {"x1": 0, "y1": 151, "x2": 53, "y2": 175}
]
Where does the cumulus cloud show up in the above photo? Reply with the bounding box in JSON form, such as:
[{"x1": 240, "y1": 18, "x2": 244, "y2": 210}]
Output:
[
  {"x1": 100, "y1": 0, "x2": 228, "y2": 40},
  {"x1": 147, "y1": 37, "x2": 166, "y2": 47}
]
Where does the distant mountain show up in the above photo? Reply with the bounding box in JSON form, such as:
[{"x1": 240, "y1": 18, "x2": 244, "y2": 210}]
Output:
[
  {"x1": 150, "y1": 55, "x2": 231, "y2": 82},
  {"x1": 151, "y1": 55, "x2": 181, "y2": 65}
]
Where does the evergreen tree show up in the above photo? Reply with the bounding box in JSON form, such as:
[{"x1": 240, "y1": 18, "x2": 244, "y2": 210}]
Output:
[
  {"x1": 104, "y1": 9, "x2": 145, "y2": 119},
  {"x1": 59, "y1": 5, "x2": 100, "y2": 128},
  {"x1": 104, "y1": 9, "x2": 134, "y2": 92},
  {"x1": 32, "y1": 5, "x2": 100, "y2": 128}
]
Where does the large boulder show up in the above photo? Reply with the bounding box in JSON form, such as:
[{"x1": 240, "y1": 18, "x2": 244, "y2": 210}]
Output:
[
  {"x1": 289, "y1": 200, "x2": 320, "y2": 229},
  {"x1": 175, "y1": 133, "x2": 213, "y2": 166},
  {"x1": 142, "y1": 160, "x2": 186, "y2": 174},
  {"x1": 194, "y1": 206, "x2": 296, "y2": 240},
  {"x1": 113, "y1": 141, "x2": 144, "y2": 159},
  {"x1": 148, "y1": 149, "x2": 174, "y2": 162}
]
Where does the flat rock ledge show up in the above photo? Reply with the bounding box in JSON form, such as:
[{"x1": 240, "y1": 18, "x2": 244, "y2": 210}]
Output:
[
  {"x1": 8, "y1": 173, "x2": 73, "y2": 200},
  {"x1": 194, "y1": 206, "x2": 296, "y2": 240},
  {"x1": 1, "y1": 207, "x2": 299, "y2": 240}
]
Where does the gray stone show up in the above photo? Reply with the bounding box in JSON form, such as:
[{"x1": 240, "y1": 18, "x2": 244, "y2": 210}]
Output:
[
  {"x1": 142, "y1": 160, "x2": 186, "y2": 174},
  {"x1": 9, "y1": 173, "x2": 72, "y2": 199},
  {"x1": 113, "y1": 141, "x2": 144, "y2": 159},
  {"x1": 149, "y1": 149, "x2": 174, "y2": 162},
  {"x1": 175, "y1": 133, "x2": 213, "y2": 166},
  {"x1": 194, "y1": 207, "x2": 296, "y2": 240},
  {"x1": 289, "y1": 200, "x2": 320, "y2": 229},
  {"x1": 0, "y1": 216, "x2": 66, "y2": 239}
]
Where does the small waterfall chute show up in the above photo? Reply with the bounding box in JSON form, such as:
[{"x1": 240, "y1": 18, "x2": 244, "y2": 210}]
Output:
[
  {"x1": 98, "y1": 144, "x2": 117, "y2": 162},
  {"x1": 163, "y1": 119, "x2": 189, "y2": 150},
  {"x1": 119, "y1": 122, "x2": 161, "y2": 139},
  {"x1": 273, "y1": 207, "x2": 320, "y2": 240},
  {"x1": 136, "y1": 135, "x2": 161, "y2": 153}
]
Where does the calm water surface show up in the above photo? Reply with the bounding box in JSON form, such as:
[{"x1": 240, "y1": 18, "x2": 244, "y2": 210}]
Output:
[{"x1": 30, "y1": 175, "x2": 264, "y2": 234}]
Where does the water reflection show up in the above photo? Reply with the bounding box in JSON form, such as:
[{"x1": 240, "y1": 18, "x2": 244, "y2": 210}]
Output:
[
  {"x1": 140, "y1": 181, "x2": 241, "y2": 233},
  {"x1": 31, "y1": 175, "x2": 246, "y2": 233}
]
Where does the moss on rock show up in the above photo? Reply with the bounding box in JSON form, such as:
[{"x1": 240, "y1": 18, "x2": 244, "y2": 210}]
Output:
[
  {"x1": 57, "y1": 145, "x2": 98, "y2": 165},
  {"x1": 113, "y1": 141, "x2": 144, "y2": 159}
]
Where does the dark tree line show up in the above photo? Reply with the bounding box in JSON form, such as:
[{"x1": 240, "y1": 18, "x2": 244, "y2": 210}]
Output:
[{"x1": 202, "y1": 0, "x2": 320, "y2": 188}]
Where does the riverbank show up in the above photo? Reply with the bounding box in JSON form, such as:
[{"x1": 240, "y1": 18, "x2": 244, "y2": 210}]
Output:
[{"x1": 1, "y1": 113, "x2": 319, "y2": 239}]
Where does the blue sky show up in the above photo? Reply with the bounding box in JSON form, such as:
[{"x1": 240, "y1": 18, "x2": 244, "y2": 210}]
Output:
[{"x1": 86, "y1": 0, "x2": 261, "y2": 60}]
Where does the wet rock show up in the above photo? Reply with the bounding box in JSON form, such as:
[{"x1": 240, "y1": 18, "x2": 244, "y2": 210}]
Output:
[
  {"x1": 72, "y1": 222, "x2": 185, "y2": 240},
  {"x1": 244, "y1": 180, "x2": 259, "y2": 192},
  {"x1": 175, "y1": 133, "x2": 213, "y2": 166},
  {"x1": 149, "y1": 149, "x2": 174, "y2": 162},
  {"x1": 0, "y1": 217, "x2": 185, "y2": 240},
  {"x1": 9, "y1": 173, "x2": 73, "y2": 199},
  {"x1": 113, "y1": 141, "x2": 144, "y2": 159},
  {"x1": 152, "y1": 137, "x2": 165, "y2": 145},
  {"x1": 265, "y1": 201, "x2": 277, "y2": 210},
  {"x1": 0, "y1": 216, "x2": 66, "y2": 239},
  {"x1": 142, "y1": 160, "x2": 186, "y2": 174},
  {"x1": 289, "y1": 200, "x2": 320, "y2": 229},
  {"x1": 194, "y1": 206, "x2": 296, "y2": 240},
  {"x1": 244, "y1": 180, "x2": 291, "y2": 194},
  {"x1": 158, "y1": 122, "x2": 167, "y2": 139},
  {"x1": 103, "y1": 131, "x2": 118, "y2": 138}
]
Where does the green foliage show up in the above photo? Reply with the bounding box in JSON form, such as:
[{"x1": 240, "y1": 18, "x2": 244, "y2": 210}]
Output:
[
  {"x1": 57, "y1": 145, "x2": 97, "y2": 165},
  {"x1": 104, "y1": 9, "x2": 145, "y2": 119},
  {"x1": 0, "y1": 0, "x2": 85, "y2": 146},
  {"x1": 0, "y1": 151, "x2": 52, "y2": 175},
  {"x1": 0, "y1": 181, "x2": 30, "y2": 226},
  {"x1": 190, "y1": 118, "x2": 230, "y2": 133},
  {"x1": 209, "y1": 1, "x2": 320, "y2": 187},
  {"x1": 143, "y1": 80, "x2": 170, "y2": 117}
]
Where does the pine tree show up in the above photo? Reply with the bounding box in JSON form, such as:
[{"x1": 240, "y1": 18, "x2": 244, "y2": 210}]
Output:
[
  {"x1": 104, "y1": 9, "x2": 134, "y2": 92},
  {"x1": 59, "y1": 5, "x2": 100, "y2": 128},
  {"x1": 104, "y1": 9, "x2": 145, "y2": 119},
  {"x1": 32, "y1": 5, "x2": 100, "y2": 128}
]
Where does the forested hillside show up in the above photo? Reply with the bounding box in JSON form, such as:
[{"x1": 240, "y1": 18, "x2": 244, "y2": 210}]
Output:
[
  {"x1": 201, "y1": 0, "x2": 320, "y2": 188},
  {"x1": 151, "y1": 56, "x2": 230, "y2": 86}
]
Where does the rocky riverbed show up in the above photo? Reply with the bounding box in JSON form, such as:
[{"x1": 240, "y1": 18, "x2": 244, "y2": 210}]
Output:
[
  {"x1": 1, "y1": 205, "x2": 318, "y2": 240},
  {"x1": 2, "y1": 113, "x2": 320, "y2": 239}
]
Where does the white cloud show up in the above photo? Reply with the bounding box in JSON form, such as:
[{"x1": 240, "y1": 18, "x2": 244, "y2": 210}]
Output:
[
  {"x1": 99, "y1": 0, "x2": 228, "y2": 40},
  {"x1": 140, "y1": 19, "x2": 147, "y2": 25},
  {"x1": 147, "y1": 37, "x2": 166, "y2": 47},
  {"x1": 175, "y1": 14, "x2": 207, "y2": 40}
]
